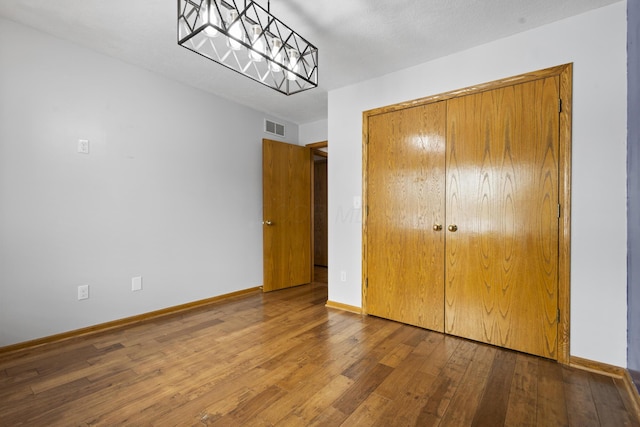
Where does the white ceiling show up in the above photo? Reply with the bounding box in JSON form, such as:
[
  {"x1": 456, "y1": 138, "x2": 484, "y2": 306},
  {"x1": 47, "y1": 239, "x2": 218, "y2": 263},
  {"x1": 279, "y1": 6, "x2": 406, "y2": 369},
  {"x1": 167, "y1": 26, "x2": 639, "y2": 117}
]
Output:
[{"x1": 0, "y1": 0, "x2": 621, "y2": 124}]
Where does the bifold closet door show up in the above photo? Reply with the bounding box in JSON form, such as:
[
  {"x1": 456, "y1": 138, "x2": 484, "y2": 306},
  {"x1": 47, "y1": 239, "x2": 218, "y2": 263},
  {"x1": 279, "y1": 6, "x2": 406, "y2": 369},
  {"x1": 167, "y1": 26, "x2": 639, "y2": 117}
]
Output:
[
  {"x1": 366, "y1": 102, "x2": 446, "y2": 331},
  {"x1": 444, "y1": 77, "x2": 560, "y2": 358}
]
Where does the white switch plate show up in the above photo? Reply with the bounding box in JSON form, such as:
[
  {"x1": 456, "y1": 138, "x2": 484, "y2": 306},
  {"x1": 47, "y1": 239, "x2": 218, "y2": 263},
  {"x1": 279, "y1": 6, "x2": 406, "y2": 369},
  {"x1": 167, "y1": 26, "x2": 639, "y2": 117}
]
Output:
[
  {"x1": 353, "y1": 196, "x2": 362, "y2": 209},
  {"x1": 78, "y1": 284, "x2": 89, "y2": 300},
  {"x1": 78, "y1": 139, "x2": 90, "y2": 154},
  {"x1": 340, "y1": 271, "x2": 347, "y2": 282},
  {"x1": 132, "y1": 276, "x2": 142, "y2": 291}
]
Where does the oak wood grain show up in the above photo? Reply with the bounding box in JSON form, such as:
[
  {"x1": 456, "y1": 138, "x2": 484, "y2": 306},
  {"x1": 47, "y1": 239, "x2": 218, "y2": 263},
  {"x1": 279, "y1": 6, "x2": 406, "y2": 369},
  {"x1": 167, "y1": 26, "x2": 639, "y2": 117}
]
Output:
[
  {"x1": 363, "y1": 64, "x2": 570, "y2": 118},
  {"x1": 445, "y1": 76, "x2": 560, "y2": 359},
  {"x1": 362, "y1": 63, "x2": 574, "y2": 364},
  {"x1": 557, "y1": 63, "x2": 573, "y2": 364},
  {"x1": 262, "y1": 138, "x2": 312, "y2": 292},
  {"x1": 366, "y1": 102, "x2": 446, "y2": 331}
]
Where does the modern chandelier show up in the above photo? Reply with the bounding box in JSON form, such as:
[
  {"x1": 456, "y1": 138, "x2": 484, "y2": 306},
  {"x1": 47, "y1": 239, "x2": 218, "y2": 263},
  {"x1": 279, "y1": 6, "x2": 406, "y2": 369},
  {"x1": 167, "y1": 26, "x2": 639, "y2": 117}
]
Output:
[{"x1": 177, "y1": 0, "x2": 318, "y2": 95}]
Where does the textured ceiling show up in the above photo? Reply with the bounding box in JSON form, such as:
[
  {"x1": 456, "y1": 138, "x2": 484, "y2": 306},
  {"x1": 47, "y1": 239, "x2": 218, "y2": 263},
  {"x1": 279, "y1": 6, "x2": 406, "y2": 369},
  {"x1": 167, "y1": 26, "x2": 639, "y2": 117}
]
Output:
[{"x1": 0, "y1": 0, "x2": 622, "y2": 124}]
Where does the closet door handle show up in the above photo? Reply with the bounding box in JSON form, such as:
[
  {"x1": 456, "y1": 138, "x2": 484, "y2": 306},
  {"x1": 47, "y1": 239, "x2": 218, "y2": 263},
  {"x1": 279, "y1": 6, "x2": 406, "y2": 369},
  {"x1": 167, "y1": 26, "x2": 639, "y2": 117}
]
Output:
[
  {"x1": 433, "y1": 224, "x2": 443, "y2": 231},
  {"x1": 263, "y1": 220, "x2": 273, "y2": 226},
  {"x1": 448, "y1": 224, "x2": 458, "y2": 232}
]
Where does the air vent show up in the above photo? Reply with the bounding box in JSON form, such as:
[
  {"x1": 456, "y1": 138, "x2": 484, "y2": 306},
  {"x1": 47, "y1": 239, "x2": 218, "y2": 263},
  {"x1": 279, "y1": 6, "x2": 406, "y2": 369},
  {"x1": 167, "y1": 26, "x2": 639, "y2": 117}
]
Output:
[{"x1": 265, "y1": 119, "x2": 285, "y2": 137}]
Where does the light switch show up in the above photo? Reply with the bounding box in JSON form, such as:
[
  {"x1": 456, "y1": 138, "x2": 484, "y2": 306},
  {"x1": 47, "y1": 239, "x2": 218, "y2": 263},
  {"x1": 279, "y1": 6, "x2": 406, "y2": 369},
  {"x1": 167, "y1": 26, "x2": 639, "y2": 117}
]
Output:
[{"x1": 353, "y1": 196, "x2": 362, "y2": 209}]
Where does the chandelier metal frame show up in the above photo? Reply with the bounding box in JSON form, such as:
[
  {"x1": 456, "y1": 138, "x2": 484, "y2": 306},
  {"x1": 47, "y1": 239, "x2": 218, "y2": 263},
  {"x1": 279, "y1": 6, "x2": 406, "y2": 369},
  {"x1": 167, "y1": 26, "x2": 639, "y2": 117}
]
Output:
[{"x1": 178, "y1": 0, "x2": 318, "y2": 95}]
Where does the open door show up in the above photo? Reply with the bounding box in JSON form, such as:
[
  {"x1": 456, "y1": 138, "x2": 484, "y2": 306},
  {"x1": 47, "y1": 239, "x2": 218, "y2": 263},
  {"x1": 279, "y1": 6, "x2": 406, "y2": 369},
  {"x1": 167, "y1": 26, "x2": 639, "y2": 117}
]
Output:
[{"x1": 262, "y1": 139, "x2": 312, "y2": 292}]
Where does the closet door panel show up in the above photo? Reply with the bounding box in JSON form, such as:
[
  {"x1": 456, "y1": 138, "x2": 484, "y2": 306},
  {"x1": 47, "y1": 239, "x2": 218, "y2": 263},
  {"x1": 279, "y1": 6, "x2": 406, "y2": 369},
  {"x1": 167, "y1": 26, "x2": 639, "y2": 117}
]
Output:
[
  {"x1": 366, "y1": 103, "x2": 446, "y2": 331},
  {"x1": 445, "y1": 77, "x2": 560, "y2": 358}
]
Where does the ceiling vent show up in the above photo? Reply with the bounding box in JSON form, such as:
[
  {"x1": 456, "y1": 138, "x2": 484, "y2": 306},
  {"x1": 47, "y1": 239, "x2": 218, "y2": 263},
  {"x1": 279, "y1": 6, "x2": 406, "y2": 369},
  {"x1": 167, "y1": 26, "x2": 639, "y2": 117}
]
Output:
[{"x1": 265, "y1": 119, "x2": 285, "y2": 137}]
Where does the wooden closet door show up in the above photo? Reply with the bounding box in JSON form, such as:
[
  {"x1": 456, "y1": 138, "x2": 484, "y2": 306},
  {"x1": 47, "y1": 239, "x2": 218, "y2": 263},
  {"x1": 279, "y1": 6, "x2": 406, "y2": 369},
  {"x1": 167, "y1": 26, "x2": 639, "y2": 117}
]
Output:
[
  {"x1": 366, "y1": 102, "x2": 446, "y2": 331},
  {"x1": 445, "y1": 77, "x2": 560, "y2": 358}
]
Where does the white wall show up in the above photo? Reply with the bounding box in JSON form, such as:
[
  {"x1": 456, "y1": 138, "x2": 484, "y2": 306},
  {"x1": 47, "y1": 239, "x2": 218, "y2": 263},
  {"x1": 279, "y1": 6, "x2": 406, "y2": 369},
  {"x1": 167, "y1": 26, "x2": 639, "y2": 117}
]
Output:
[
  {"x1": 299, "y1": 119, "x2": 328, "y2": 145},
  {"x1": 328, "y1": 2, "x2": 627, "y2": 366},
  {"x1": 0, "y1": 18, "x2": 298, "y2": 347}
]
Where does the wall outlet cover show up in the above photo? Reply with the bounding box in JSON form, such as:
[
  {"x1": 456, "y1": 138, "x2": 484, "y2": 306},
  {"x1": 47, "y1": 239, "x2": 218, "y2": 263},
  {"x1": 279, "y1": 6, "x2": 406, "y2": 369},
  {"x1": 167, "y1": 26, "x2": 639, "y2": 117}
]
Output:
[
  {"x1": 78, "y1": 284, "x2": 89, "y2": 300},
  {"x1": 78, "y1": 139, "x2": 90, "y2": 154}
]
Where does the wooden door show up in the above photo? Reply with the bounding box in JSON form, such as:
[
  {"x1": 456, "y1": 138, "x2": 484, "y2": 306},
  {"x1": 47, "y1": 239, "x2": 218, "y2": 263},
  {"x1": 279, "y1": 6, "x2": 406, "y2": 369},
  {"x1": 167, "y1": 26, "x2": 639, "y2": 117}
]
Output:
[
  {"x1": 262, "y1": 139, "x2": 312, "y2": 292},
  {"x1": 314, "y1": 159, "x2": 328, "y2": 267},
  {"x1": 366, "y1": 102, "x2": 447, "y2": 331},
  {"x1": 445, "y1": 77, "x2": 560, "y2": 358}
]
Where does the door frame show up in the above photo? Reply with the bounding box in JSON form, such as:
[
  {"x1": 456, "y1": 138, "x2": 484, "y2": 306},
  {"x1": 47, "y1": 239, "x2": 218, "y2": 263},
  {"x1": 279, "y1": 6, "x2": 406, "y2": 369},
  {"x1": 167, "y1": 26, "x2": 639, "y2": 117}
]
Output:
[
  {"x1": 361, "y1": 64, "x2": 573, "y2": 364},
  {"x1": 307, "y1": 141, "x2": 328, "y2": 279}
]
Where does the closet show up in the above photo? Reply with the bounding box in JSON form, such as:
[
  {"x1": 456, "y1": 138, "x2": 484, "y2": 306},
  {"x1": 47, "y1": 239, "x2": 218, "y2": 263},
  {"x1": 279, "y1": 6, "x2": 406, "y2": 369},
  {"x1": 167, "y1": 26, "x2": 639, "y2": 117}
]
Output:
[{"x1": 363, "y1": 65, "x2": 572, "y2": 361}]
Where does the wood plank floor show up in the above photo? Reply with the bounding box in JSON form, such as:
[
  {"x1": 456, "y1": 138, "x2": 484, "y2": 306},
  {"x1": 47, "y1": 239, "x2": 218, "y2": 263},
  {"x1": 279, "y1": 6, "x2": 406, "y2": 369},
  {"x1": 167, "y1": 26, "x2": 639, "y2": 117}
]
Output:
[{"x1": 0, "y1": 267, "x2": 638, "y2": 426}]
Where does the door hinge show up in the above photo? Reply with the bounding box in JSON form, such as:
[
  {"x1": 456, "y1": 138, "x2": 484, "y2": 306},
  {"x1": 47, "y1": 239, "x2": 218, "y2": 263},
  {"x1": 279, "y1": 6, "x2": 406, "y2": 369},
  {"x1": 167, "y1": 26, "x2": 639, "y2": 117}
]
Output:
[
  {"x1": 557, "y1": 308, "x2": 561, "y2": 323},
  {"x1": 559, "y1": 99, "x2": 562, "y2": 113},
  {"x1": 558, "y1": 204, "x2": 561, "y2": 218}
]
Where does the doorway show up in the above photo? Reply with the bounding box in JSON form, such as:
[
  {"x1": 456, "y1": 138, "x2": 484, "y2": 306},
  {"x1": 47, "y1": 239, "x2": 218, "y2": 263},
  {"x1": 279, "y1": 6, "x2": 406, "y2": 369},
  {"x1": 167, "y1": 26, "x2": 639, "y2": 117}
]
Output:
[
  {"x1": 308, "y1": 141, "x2": 328, "y2": 283},
  {"x1": 262, "y1": 139, "x2": 328, "y2": 290}
]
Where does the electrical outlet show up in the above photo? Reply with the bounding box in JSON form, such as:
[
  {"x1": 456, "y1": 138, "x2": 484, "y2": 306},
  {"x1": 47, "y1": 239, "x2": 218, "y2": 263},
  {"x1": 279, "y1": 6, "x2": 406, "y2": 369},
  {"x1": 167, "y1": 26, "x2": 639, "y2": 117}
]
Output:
[
  {"x1": 78, "y1": 285, "x2": 89, "y2": 300},
  {"x1": 132, "y1": 276, "x2": 142, "y2": 291},
  {"x1": 77, "y1": 139, "x2": 90, "y2": 154}
]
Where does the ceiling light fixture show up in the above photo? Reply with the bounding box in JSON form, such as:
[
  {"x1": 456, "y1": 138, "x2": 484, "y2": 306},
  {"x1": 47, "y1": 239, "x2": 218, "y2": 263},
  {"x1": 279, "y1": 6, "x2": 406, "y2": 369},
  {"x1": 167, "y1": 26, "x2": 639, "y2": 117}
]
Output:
[{"x1": 178, "y1": 0, "x2": 319, "y2": 95}]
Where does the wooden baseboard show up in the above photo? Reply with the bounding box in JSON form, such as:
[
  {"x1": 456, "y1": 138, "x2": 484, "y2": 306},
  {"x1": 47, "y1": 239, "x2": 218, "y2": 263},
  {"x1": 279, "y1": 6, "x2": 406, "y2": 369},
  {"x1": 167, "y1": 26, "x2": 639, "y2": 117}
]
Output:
[
  {"x1": 570, "y1": 356, "x2": 640, "y2": 420},
  {"x1": 570, "y1": 355, "x2": 628, "y2": 377},
  {"x1": 623, "y1": 369, "x2": 640, "y2": 420},
  {"x1": 0, "y1": 286, "x2": 261, "y2": 356},
  {"x1": 325, "y1": 300, "x2": 362, "y2": 314}
]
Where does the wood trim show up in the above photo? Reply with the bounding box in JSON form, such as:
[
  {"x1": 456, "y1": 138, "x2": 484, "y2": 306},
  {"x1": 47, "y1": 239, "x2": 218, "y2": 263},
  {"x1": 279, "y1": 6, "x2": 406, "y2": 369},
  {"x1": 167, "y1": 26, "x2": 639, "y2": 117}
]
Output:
[
  {"x1": 624, "y1": 370, "x2": 640, "y2": 420},
  {"x1": 307, "y1": 141, "x2": 328, "y2": 158},
  {"x1": 571, "y1": 356, "x2": 640, "y2": 420},
  {"x1": 309, "y1": 140, "x2": 328, "y2": 268},
  {"x1": 570, "y1": 355, "x2": 629, "y2": 378},
  {"x1": 306, "y1": 140, "x2": 328, "y2": 149},
  {"x1": 364, "y1": 64, "x2": 570, "y2": 117},
  {"x1": 0, "y1": 287, "x2": 261, "y2": 356},
  {"x1": 326, "y1": 300, "x2": 363, "y2": 314},
  {"x1": 557, "y1": 63, "x2": 573, "y2": 364},
  {"x1": 309, "y1": 146, "x2": 316, "y2": 279},
  {"x1": 362, "y1": 109, "x2": 370, "y2": 316},
  {"x1": 362, "y1": 63, "x2": 573, "y2": 363}
]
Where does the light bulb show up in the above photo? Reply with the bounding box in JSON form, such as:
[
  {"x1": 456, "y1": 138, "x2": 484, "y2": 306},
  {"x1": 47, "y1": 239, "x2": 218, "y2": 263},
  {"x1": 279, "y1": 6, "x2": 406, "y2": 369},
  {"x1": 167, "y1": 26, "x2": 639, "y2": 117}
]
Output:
[
  {"x1": 286, "y1": 49, "x2": 300, "y2": 81},
  {"x1": 201, "y1": 1, "x2": 219, "y2": 38},
  {"x1": 226, "y1": 10, "x2": 244, "y2": 51},
  {"x1": 248, "y1": 25, "x2": 264, "y2": 62},
  {"x1": 269, "y1": 38, "x2": 283, "y2": 72}
]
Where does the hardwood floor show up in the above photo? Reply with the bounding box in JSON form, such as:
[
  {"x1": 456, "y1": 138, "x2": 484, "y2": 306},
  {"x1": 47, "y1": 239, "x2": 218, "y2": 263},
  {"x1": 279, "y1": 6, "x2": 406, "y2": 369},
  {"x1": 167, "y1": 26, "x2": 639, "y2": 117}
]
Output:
[{"x1": 0, "y1": 268, "x2": 638, "y2": 426}]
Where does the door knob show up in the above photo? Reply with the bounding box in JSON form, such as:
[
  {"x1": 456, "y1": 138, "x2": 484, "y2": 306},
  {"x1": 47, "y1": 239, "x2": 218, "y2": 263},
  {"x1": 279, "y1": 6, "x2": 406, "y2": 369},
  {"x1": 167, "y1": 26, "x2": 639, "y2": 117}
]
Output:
[
  {"x1": 448, "y1": 224, "x2": 458, "y2": 232},
  {"x1": 263, "y1": 220, "x2": 273, "y2": 226},
  {"x1": 433, "y1": 224, "x2": 443, "y2": 231}
]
